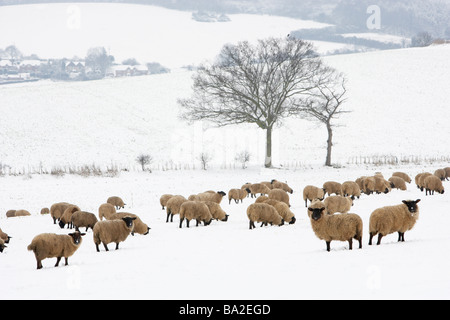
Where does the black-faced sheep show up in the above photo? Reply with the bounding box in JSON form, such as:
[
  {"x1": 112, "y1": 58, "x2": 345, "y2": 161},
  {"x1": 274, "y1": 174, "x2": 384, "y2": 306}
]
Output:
[
  {"x1": 308, "y1": 200, "x2": 363, "y2": 252},
  {"x1": 417, "y1": 172, "x2": 432, "y2": 191},
  {"x1": 0, "y1": 228, "x2": 11, "y2": 244},
  {"x1": 268, "y1": 188, "x2": 290, "y2": 207},
  {"x1": 189, "y1": 191, "x2": 226, "y2": 204},
  {"x1": 50, "y1": 202, "x2": 72, "y2": 224},
  {"x1": 40, "y1": 207, "x2": 50, "y2": 215},
  {"x1": 228, "y1": 188, "x2": 250, "y2": 204},
  {"x1": 388, "y1": 176, "x2": 407, "y2": 191},
  {"x1": 323, "y1": 195, "x2": 353, "y2": 215},
  {"x1": 271, "y1": 180, "x2": 293, "y2": 194},
  {"x1": 392, "y1": 172, "x2": 412, "y2": 183},
  {"x1": 109, "y1": 212, "x2": 150, "y2": 235},
  {"x1": 434, "y1": 169, "x2": 446, "y2": 181},
  {"x1": 107, "y1": 196, "x2": 126, "y2": 209},
  {"x1": 201, "y1": 201, "x2": 229, "y2": 222},
  {"x1": 255, "y1": 195, "x2": 269, "y2": 203},
  {"x1": 165, "y1": 195, "x2": 188, "y2": 222},
  {"x1": 71, "y1": 211, "x2": 98, "y2": 232},
  {"x1": 374, "y1": 176, "x2": 391, "y2": 194},
  {"x1": 362, "y1": 177, "x2": 375, "y2": 195},
  {"x1": 368, "y1": 199, "x2": 420, "y2": 245},
  {"x1": 179, "y1": 201, "x2": 213, "y2": 228},
  {"x1": 8, "y1": 209, "x2": 31, "y2": 217},
  {"x1": 323, "y1": 181, "x2": 342, "y2": 196},
  {"x1": 341, "y1": 181, "x2": 361, "y2": 199},
  {"x1": 263, "y1": 199, "x2": 296, "y2": 225},
  {"x1": 159, "y1": 194, "x2": 173, "y2": 210},
  {"x1": 27, "y1": 231, "x2": 86, "y2": 269},
  {"x1": 423, "y1": 175, "x2": 445, "y2": 195},
  {"x1": 247, "y1": 203, "x2": 284, "y2": 230},
  {"x1": 98, "y1": 203, "x2": 116, "y2": 220},
  {"x1": 59, "y1": 205, "x2": 81, "y2": 229},
  {"x1": 93, "y1": 216, "x2": 136, "y2": 252},
  {"x1": 302, "y1": 185, "x2": 325, "y2": 208},
  {"x1": 248, "y1": 183, "x2": 272, "y2": 198},
  {"x1": 6, "y1": 210, "x2": 16, "y2": 218}
]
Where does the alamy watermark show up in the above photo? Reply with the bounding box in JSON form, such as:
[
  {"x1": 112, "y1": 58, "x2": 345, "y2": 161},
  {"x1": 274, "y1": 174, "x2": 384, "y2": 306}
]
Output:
[{"x1": 367, "y1": 5, "x2": 381, "y2": 30}]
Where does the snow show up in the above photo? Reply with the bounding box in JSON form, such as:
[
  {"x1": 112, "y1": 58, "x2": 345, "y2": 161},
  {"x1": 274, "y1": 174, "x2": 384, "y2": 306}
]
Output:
[{"x1": 1, "y1": 3, "x2": 450, "y2": 301}]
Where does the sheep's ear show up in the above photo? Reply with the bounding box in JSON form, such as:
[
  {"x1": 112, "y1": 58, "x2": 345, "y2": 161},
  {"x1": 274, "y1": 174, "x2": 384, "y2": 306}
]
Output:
[
  {"x1": 131, "y1": 217, "x2": 137, "y2": 220},
  {"x1": 320, "y1": 208, "x2": 326, "y2": 212},
  {"x1": 415, "y1": 199, "x2": 421, "y2": 203},
  {"x1": 80, "y1": 233, "x2": 86, "y2": 236},
  {"x1": 402, "y1": 200, "x2": 407, "y2": 205},
  {"x1": 308, "y1": 207, "x2": 313, "y2": 212}
]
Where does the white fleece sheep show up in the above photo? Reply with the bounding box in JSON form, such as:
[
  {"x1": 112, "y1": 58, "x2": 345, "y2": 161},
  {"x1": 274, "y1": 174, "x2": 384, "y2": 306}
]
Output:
[
  {"x1": 189, "y1": 191, "x2": 226, "y2": 204},
  {"x1": 308, "y1": 200, "x2": 363, "y2": 252},
  {"x1": 58, "y1": 205, "x2": 81, "y2": 229},
  {"x1": 423, "y1": 175, "x2": 445, "y2": 195},
  {"x1": 368, "y1": 199, "x2": 420, "y2": 245},
  {"x1": 165, "y1": 195, "x2": 188, "y2": 223},
  {"x1": 27, "y1": 231, "x2": 86, "y2": 269},
  {"x1": 302, "y1": 185, "x2": 325, "y2": 208},
  {"x1": 109, "y1": 212, "x2": 151, "y2": 235},
  {"x1": 98, "y1": 203, "x2": 116, "y2": 221},
  {"x1": 93, "y1": 216, "x2": 136, "y2": 252},
  {"x1": 228, "y1": 188, "x2": 250, "y2": 204},
  {"x1": 247, "y1": 203, "x2": 284, "y2": 229},
  {"x1": 388, "y1": 176, "x2": 407, "y2": 191},
  {"x1": 263, "y1": 199, "x2": 296, "y2": 225},
  {"x1": 248, "y1": 183, "x2": 272, "y2": 198},
  {"x1": 323, "y1": 181, "x2": 342, "y2": 196},
  {"x1": 201, "y1": 201, "x2": 229, "y2": 222},
  {"x1": 271, "y1": 180, "x2": 293, "y2": 194},
  {"x1": 71, "y1": 211, "x2": 98, "y2": 232},
  {"x1": 159, "y1": 194, "x2": 173, "y2": 210},
  {"x1": 107, "y1": 196, "x2": 126, "y2": 209},
  {"x1": 179, "y1": 201, "x2": 213, "y2": 228},
  {"x1": 341, "y1": 181, "x2": 361, "y2": 199},
  {"x1": 268, "y1": 188, "x2": 290, "y2": 207},
  {"x1": 323, "y1": 195, "x2": 353, "y2": 215}
]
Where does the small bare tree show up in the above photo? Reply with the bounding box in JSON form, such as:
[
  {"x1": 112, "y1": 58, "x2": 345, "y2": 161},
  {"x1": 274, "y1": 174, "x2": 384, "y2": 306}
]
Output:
[
  {"x1": 136, "y1": 154, "x2": 153, "y2": 172},
  {"x1": 178, "y1": 37, "x2": 332, "y2": 168},
  {"x1": 299, "y1": 68, "x2": 349, "y2": 167},
  {"x1": 235, "y1": 150, "x2": 251, "y2": 169},
  {"x1": 198, "y1": 152, "x2": 212, "y2": 170}
]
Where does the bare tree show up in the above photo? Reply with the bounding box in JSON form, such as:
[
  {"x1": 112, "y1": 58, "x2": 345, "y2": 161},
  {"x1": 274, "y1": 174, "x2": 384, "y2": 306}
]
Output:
[
  {"x1": 178, "y1": 37, "x2": 331, "y2": 168},
  {"x1": 299, "y1": 68, "x2": 349, "y2": 167},
  {"x1": 136, "y1": 154, "x2": 153, "y2": 172},
  {"x1": 198, "y1": 152, "x2": 212, "y2": 170},
  {"x1": 235, "y1": 150, "x2": 251, "y2": 169}
]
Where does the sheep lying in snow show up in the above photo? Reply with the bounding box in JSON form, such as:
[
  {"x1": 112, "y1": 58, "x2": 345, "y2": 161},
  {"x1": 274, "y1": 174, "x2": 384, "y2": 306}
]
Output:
[
  {"x1": 308, "y1": 200, "x2": 363, "y2": 252},
  {"x1": 179, "y1": 201, "x2": 213, "y2": 228},
  {"x1": 40, "y1": 207, "x2": 50, "y2": 215},
  {"x1": 228, "y1": 188, "x2": 250, "y2": 204},
  {"x1": 247, "y1": 203, "x2": 284, "y2": 230},
  {"x1": 109, "y1": 212, "x2": 150, "y2": 235},
  {"x1": 271, "y1": 180, "x2": 293, "y2": 194},
  {"x1": 165, "y1": 195, "x2": 188, "y2": 223},
  {"x1": 59, "y1": 205, "x2": 81, "y2": 229},
  {"x1": 323, "y1": 195, "x2": 353, "y2": 215},
  {"x1": 323, "y1": 181, "x2": 342, "y2": 196},
  {"x1": 71, "y1": 211, "x2": 98, "y2": 232},
  {"x1": 6, "y1": 210, "x2": 16, "y2": 218},
  {"x1": 7, "y1": 209, "x2": 31, "y2": 218},
  {"x1": 0, "y1": 228, "x2": 11, "y2": 244},
  {"x1": 302, "y1": 185, "x2": 325, "y2": 208},
  {"x1": 27, "y1": 231, "x2": 86, "y2": 269},
  {"x1": 423, "y1": 175, "x2": 445, "y2": 195},
  {"x1": 368, "y1": 199, "x2": 420, "y2": 245},
  {"x1": 268, "y1": 188, "x2": 290, "y2": 207},
  {"x1": 107, "y1": 196, "x2": 126, "y2": 209},
  {"x1": 248, "y1": 183, "x2": 272, "y2": 198},
  {"x1": 263, "y1": 199, "x2": 296, "y2": 225},
  {"x1": 341, "y1": 181, "x2": 361, "y2": 199},
  {"x1": 388, "y1": 176, "x2": 407, "y2": 191},
  {"x1": 159, "y1": 194, "x2": 173, "y2": 210},
  {"x1": 93, "y1": 216, "x2": 136, "y2": 252},
  {"x1": 392, "y1": 172, "x2": 411, "y2": 183},
  {"x1": 201, "y1": 201, "x2": 228, "y2": 222}
]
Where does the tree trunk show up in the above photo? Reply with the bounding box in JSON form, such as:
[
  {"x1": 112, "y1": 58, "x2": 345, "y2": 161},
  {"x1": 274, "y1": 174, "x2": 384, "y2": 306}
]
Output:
[
  {"x1": 265, "y1": 126, "x2": 272, "y2": 168},
  {"x1": 325, "y1": 122, "x2": 333, "y2": 167}
]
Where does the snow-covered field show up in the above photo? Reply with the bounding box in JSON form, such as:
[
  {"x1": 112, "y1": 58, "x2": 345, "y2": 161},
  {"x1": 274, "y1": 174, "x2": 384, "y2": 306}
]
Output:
[{"x1": 1, "y1": 3, "x2": 450, "y2": 301}]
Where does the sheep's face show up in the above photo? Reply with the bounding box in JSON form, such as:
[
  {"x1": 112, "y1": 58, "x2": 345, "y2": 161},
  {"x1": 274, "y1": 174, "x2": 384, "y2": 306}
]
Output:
[
  {"x1": 218, "y1": 191, "x2": 226, "y2": 197},
  {"x1": 69, "y1": 231, "x2": 86, "y2": 245},
  {"x1": 402, "y1": 199, "x2": 421, "y2": 214},
  {"x1": 122, "y1": 216, "x2": 137, "y2": 228},
  {"x1": 308, "y1": 207, "x2": 326, "y2": 221}
]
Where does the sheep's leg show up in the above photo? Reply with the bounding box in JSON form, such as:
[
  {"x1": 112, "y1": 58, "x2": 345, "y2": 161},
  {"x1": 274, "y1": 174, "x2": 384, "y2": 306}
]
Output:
[
  {"x1": 37, "y1": 259, "x2": 43, "y2": 270},
  {"x1": 170, "y1": 214, "x2": 174, "y2": 222},
  {"x1": 166, "y1": 212, "x2": 170, "y2": 223},
  {"x1": 95, "y1": 243, "x2": 100, "y2": 252},
  {"x1": 55, "y1": 257, "x2": 61, "y2": 267},
  {"x1": 305, "y1": 199, "x2": 308, "y2": 208},
  {"x1": 103, "y1": 243, "x2": 109, "y2": 251},
  {"x1": 357, "y1": 236, "x2": 362, "y2": 249},
  {"x1": 398, "y1": 232, "x2": 405, "y2": 242},
  {"x1": 186, "y1": 219, "x2": 190, "y2": 228},
  {"x1": 368, "y1": 232, "x2": 374, "y2": 245},
  {"x1": 348, "y1": 238, "x2": 353, "y2": 250},
  {"x1": 115, "y1": 243, "x2": 119, "y2": 250},
  {"x1": 196, "y1": 220, "x2": 200, "y2": 227},
  {"x1": 179, "y1": 218, "x2": 184, "y2": 228},
  {"x1": 64, "y1": 257, "x2": 69, "y2": 266},
  {"x1": 249, "y1": 221, "x2": 255, "y2": 230},
  {"x1": 376, "y1": 233, "x2": 383, "y2": 245},
  {"x1": 326, "y1": 241, "x2": 331, "y2": 252}
]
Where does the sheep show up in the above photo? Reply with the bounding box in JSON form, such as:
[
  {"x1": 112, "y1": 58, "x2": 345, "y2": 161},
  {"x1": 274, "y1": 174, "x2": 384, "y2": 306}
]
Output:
[
  {"x1": 341, "y1": 181, "x2": 361, "y2": 199},
  {"x1": 260, "y1": 181, "x2": 274, "y2": 190},
  {"x1": 323, "y1": 181, "x2": 342, "y2": 196},
  {"x1": 434, "y1": 169, "x2": 446, "y2": 181},
  {"x1": 165, "y1": 195, "x2": 188, "y2": 223},
  {"x1": 71, "y1": 211, "x2": 98, "y2": 232},
  {"x1": 40, "y1": 207, "x2": 50, "y2": 215},
  {"x1": 247, "y1": 203, "x2": 284, "y2": 230},
  {"x1": 50, "y1": 202, "x2": 72, "y2": 224},
  {"x1": 248, "y1": 183, "x2": 272, "y2": 198},
  {"x1": 417, "y1": 172, "x2": 432, "y2": 191},
  {"x1": 5, "y1": 210, "x2": 16, "y2": 218},
  {"x1": 302, "y1": 185, "x2": 325, "y2": 208},
  {"x1": 268, "y1": 188, "x2": 290, "y2": 207},
  {"x1": 255, "y1": 195, "x2": 269, "y2": 203},
  {"x1": 107, "y1": 196, "x2": 126, "y2": 209},
  {"x1": 93, "y1": 216, "x2": 136, "y2": 252},
  {"x1": 228, "y1": 188, "x2": 250, "y2": 204},
  {"x1": 27, "y1": 231, "x2": 86, "y2": 269},
  {"x1": 59, "y1": 205, "x2": 81, "y2": 229},
  {"x1": 362, "y1": 177, "x2": 375, "y2": 195},
  {"x1": 368, "y1": 199, "x2": 420, "y2": 245},
  {"x1": 263, "y1": 199, "x2": 296, "y2": 225},
  {"x1": 444, "y1": 167, "x2": 450, "y2": 181},
  {"x1": 109, "y1": 212, "x2": 150, "y2": 235},
  {"x1": 323, "y1": 195, "x2": 353, "y2": 215},
  {"x1": 271, "y1": 180, "x2": 293, "y2": 194},
  {"x1": 374, "y1": 176, "x2": 391, "y2": 194},
  {"x1": 0, "y1": 238, "x2": 6, "y2": 253},
  {"x1": 98, "y1": 203, "x2": 116, "y2": 220},
  {"x1": 179, "y1": 201, "x2": 213, "y2": 228},
  {"x1": 388, "y1": 176, "x2": 407, "y2": 191},
  {"x1": 423, "y1": 175, "x2": 445, "y2": 195},
  {"x1": 307, "y1": 200, "x2": 363, "y2": 252},
  {"x1": 159, "y1": 194, "x2": 173, "y2": 210},
  {"x1": 201, "y1": 201, "x2": 229, "y2": 222},
  {"x1": 190, "y1": 191, "x2": 226, "y2": 204},
  {"x1": 392, "y1": 172, "x2": 412, "y2": 183},
  {"x1": 241, "y1": 183, "x2": 252, "y2": 197},
  {"x1": 355, "y1": 176, "x2": 366, "y2": 192},
  {"x1": 0, "y1": 228, "x2": 11, "y2": 244}
]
